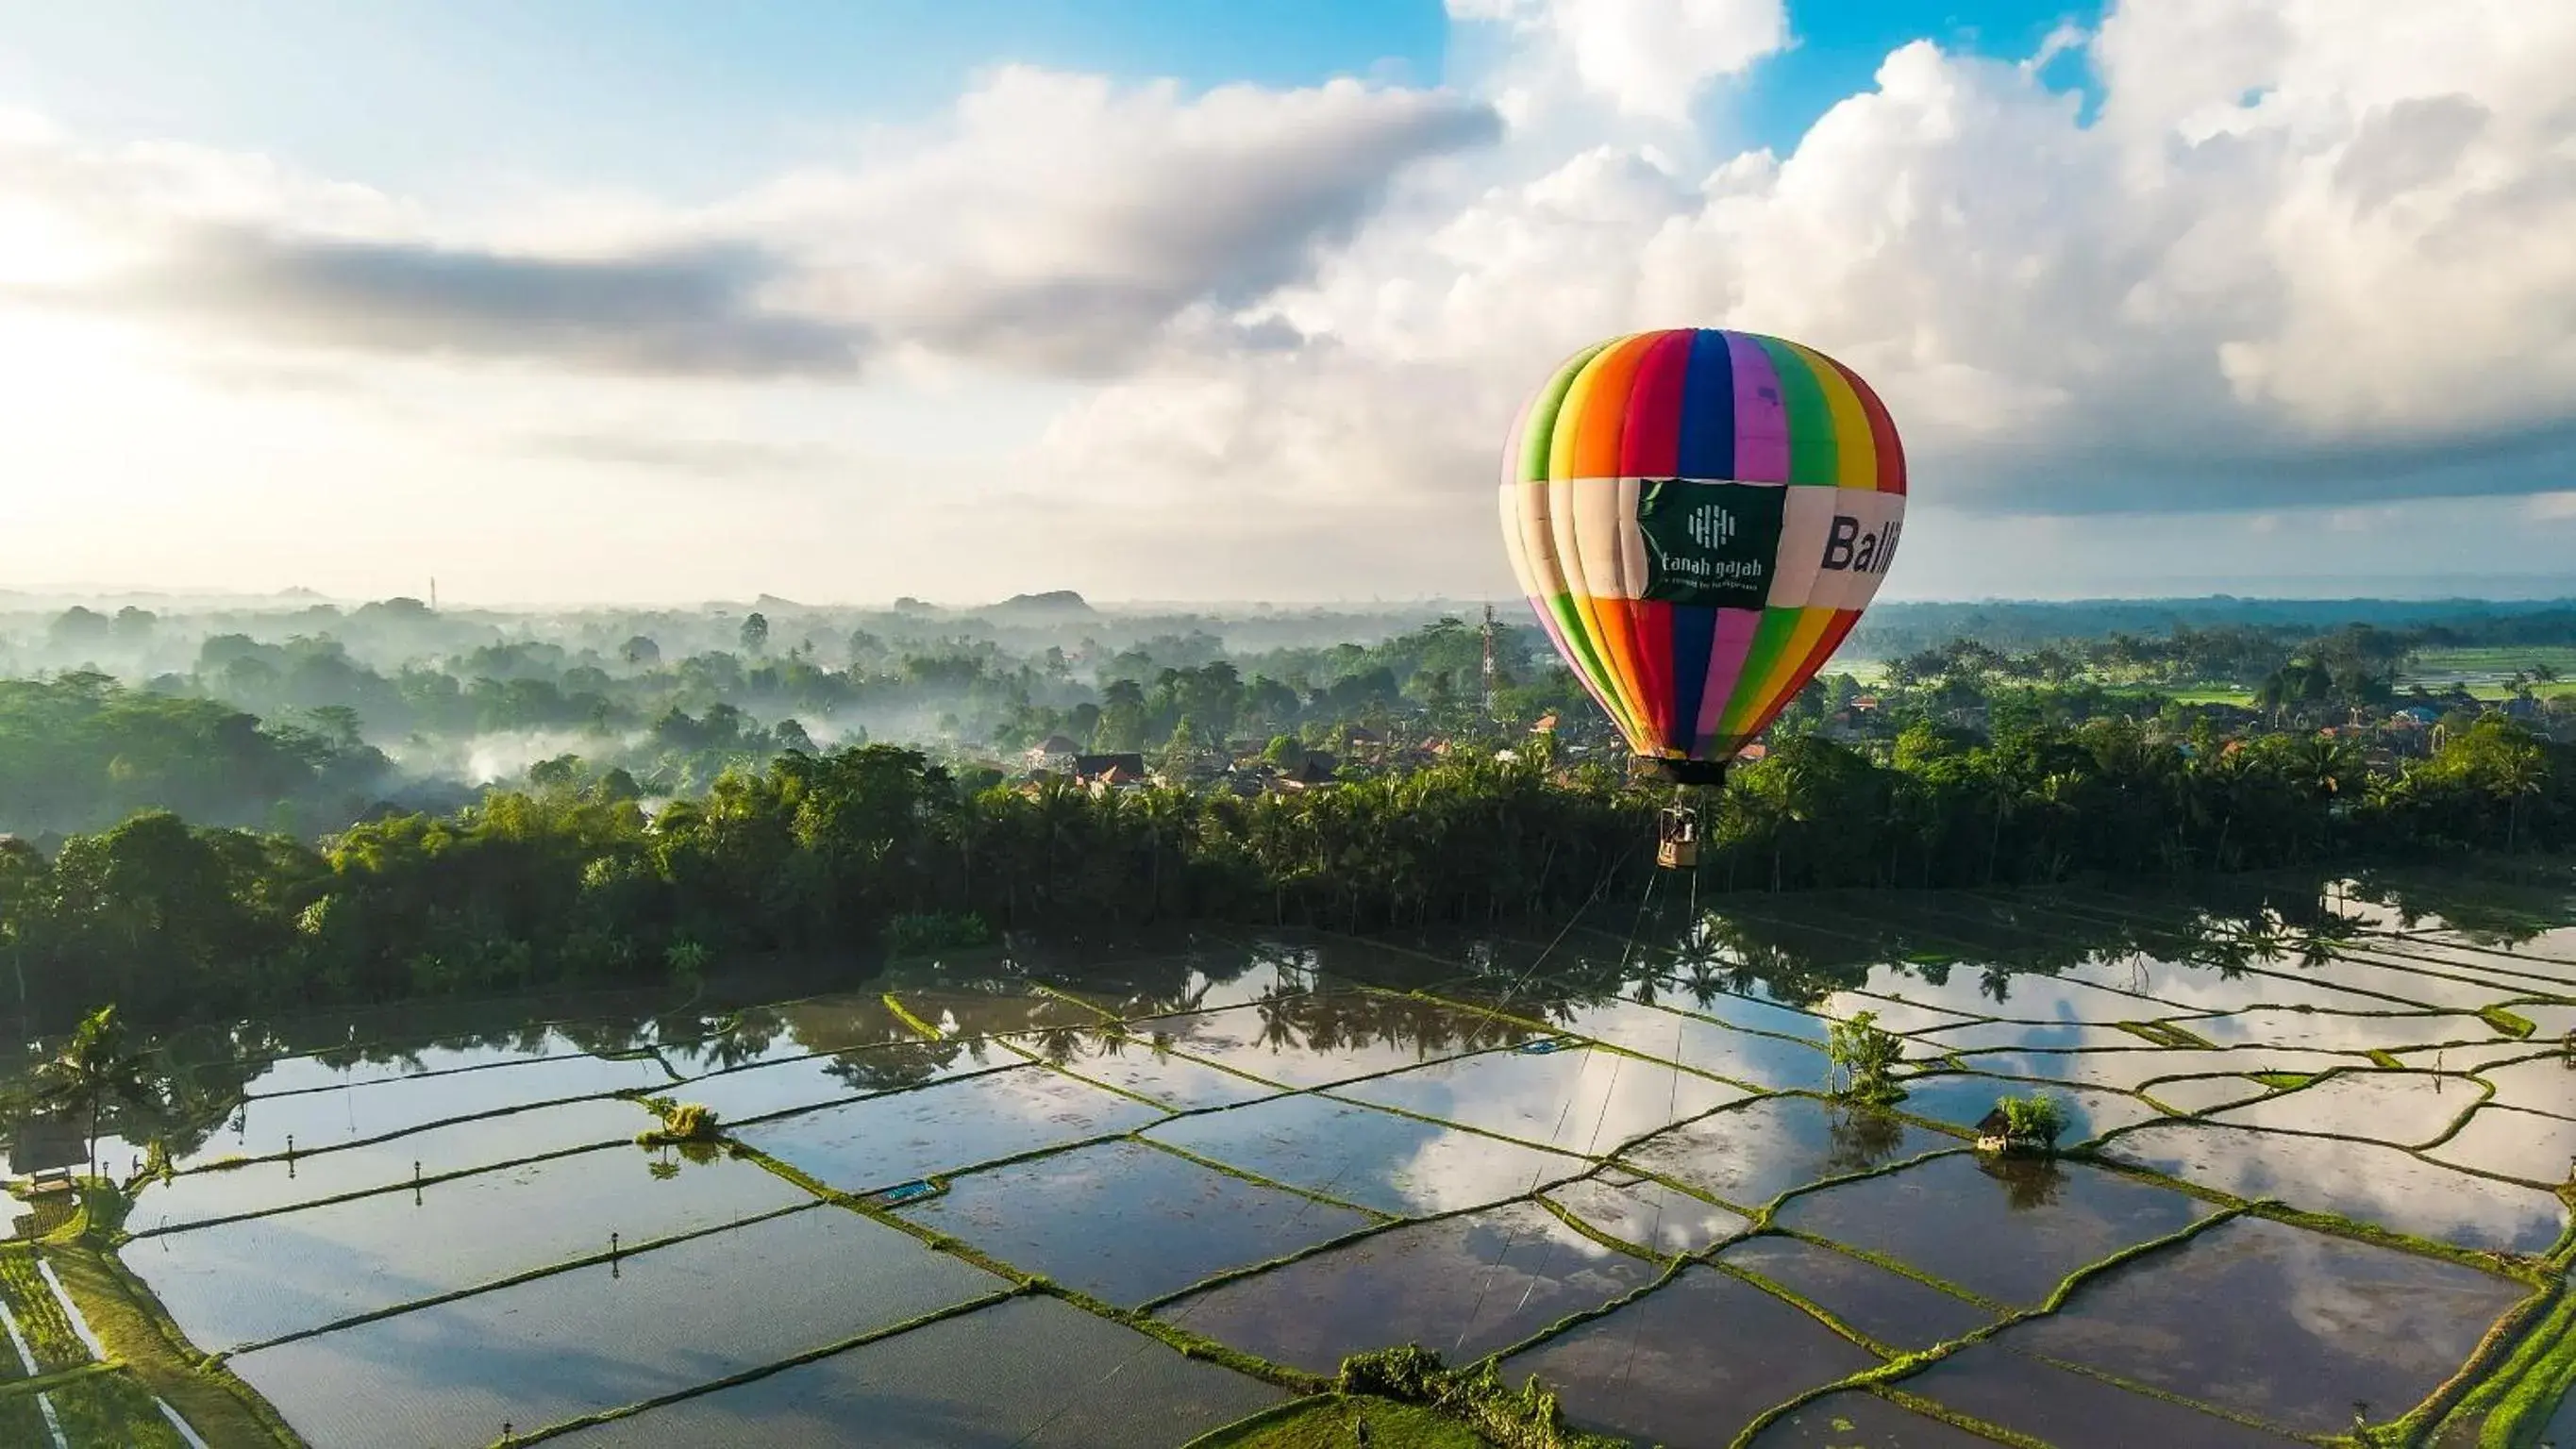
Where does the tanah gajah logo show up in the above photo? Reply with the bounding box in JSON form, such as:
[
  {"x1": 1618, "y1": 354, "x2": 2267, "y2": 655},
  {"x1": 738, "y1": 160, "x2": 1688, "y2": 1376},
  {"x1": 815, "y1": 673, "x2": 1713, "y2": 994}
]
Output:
[
  {"x1": 1820, "y1": 514, "x2": 1900, "y2": 575},
  {"x1": 1685, "y1": 504, "x2": 1736, "y2": 549}
]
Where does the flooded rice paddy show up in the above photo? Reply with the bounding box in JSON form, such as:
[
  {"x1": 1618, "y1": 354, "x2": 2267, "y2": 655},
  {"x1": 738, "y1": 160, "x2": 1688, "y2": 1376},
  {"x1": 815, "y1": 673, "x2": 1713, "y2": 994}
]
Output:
[{"x1": 5, "y1": 871, "x2": 2574, "y2": 1446}]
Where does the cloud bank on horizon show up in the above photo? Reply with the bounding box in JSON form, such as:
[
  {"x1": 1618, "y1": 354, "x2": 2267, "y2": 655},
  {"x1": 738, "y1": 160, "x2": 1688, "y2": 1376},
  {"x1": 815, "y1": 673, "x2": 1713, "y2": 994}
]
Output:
[{"x1": 3, "y1": 0, "x2": 2574, "y2": 605}]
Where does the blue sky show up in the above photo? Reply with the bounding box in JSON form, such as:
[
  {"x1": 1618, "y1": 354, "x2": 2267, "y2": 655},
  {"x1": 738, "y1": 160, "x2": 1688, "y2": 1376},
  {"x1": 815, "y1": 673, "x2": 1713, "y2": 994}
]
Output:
[
  {"x1": 0, "y1": 0, "x2": 2092, "y2": 189},
  {"x1": 0, "y1": 0, "x2": 2569, "y2": 605}
]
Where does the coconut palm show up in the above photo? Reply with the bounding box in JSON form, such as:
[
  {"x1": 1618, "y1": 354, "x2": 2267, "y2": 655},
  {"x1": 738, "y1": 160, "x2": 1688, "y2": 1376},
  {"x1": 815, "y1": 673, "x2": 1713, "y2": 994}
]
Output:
[{"x1": 32, "y1": 1004, "x2": 158, "y2": 1178}]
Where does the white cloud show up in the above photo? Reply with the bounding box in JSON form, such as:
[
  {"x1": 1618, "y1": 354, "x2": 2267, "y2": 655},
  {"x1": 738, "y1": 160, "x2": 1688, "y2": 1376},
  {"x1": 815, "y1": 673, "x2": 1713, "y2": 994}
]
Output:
[
  {"x1": 3, "y1": 67, "x2": 1498, "y2": 378},
  {"x1": 7, "y1": 0, "x2": 2576, "y2": 603},
  {"x1": 1050, "y1": 0, "x2": 2576, "y2": 539},
  {"x1": 1448, "y1": 0, "x2": 1791, "y2": 122}
]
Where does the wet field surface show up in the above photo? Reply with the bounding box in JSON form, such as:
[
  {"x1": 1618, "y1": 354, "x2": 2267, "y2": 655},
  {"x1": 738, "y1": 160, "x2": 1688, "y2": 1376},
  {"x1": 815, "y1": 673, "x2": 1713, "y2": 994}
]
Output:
[{"x1": 11, "y1": 873, "x2": 2573, "y2": 1447}]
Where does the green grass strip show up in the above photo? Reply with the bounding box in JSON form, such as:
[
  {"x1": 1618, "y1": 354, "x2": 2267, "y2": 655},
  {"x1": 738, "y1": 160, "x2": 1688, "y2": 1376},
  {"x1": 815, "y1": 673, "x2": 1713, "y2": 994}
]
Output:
[
  {"x1": 880, "y1": 991, "x2": 946, "y2": 1041},
  {"x1": 0, "y1": 1358, "x2": 119, "y2": 1400},
  {"x1": 2483, "y1": 1006, "x2": 2540, "y2": 1041},
  {"x1": 34, "y1": 1204, "x2": 308, "y2": 1448}
]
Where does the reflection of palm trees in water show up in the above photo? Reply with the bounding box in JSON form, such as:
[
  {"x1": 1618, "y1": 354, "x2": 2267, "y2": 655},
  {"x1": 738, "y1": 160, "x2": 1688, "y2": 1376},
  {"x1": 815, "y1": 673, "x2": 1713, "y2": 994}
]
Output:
[
  {"x1": 1822, "y1": 1103, "x2": 1906, "y2": 1178},
  {"x1": 1979, "y1": 1155, "x2": 2066, "y2": 1211}
]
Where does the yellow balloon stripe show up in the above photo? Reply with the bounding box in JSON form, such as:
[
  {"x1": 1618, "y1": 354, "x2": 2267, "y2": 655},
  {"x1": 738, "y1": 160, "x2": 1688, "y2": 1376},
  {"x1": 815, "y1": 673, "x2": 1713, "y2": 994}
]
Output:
[{"x1": 1782, "y1": 340, "x2": 1880, "y2": 490}]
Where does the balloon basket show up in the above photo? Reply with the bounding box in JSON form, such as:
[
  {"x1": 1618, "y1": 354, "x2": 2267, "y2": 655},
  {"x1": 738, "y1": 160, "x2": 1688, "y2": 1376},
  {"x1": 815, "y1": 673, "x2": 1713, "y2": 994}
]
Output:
[{"x1": 1656, "y1": 805, "x2": 1700, "y2": 872}]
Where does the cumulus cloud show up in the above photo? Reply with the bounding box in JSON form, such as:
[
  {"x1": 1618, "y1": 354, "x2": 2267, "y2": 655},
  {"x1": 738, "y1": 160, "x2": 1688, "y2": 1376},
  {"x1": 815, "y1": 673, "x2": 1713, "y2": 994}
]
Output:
[
  {"x1": 1048, "y1": 0, "x2": 2576, "y2": 523},
  {"x1": 8, "y1": 0, "x2": 2576, "y2": 604},
  {"x1": 1, "y1": 68, "x2": 1498, "y2": 377},
  {"x1": 1449, "y1": 0, "x2": 1790, "y2": 122}
]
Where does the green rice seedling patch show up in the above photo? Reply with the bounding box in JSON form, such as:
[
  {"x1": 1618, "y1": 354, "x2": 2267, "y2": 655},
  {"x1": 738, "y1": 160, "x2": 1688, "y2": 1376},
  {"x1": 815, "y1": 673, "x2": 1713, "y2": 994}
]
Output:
[
  {"x1": 1622, "y1": 1097, "x2": 1955, "y2": 1211},
  {"x1": 1333, "y1": 1044, "x2": 1752, "y2": 1156},
  {"x1": 895, "y1": 1138, "x2": 1379, "y2": 1307},
  {"x1": 0, "y1": 1249, "x2": 91, "y2": 1373},
  {"x1": 37, "y1": 1367, "x2": 193, "y2": 1448},
  {"x1": 2484, "y1": 1006, "x2": 2540, "y2": 1040},
  {"x1": 1153, "y1": 1201, "x2": 1660, "y2": 1376},
  {"x1": 2011, "y1": 1214, "x2": 2534, "y2": 1437},
  {"x1": 1772, "y1": 1155, "x2": 2217, "y2": 1309},
  {"x1": 2102, "y1": 1121, "x2": 2568, "y2": 1254},
  {"x1": 1497, "y1": 1265, "x2": 1882, "y2": 1446},
  {"x1": 547, "y1": 1292, "x2": 1284, "y2": 1448},
  {"x1": 226, "y1": 1202, "x2": 1005, "y2": 1448}
]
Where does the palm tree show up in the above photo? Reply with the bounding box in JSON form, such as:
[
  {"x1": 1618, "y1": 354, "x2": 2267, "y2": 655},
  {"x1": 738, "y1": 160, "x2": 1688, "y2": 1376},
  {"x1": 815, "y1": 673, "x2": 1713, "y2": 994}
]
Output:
[{"x1": 33, "y1": 1005, "x2": 157, "y2": 1179}]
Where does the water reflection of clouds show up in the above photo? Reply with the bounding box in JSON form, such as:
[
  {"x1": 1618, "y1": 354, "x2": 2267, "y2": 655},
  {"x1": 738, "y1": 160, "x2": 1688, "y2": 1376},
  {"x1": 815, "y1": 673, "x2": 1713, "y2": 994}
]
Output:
[
  {"x1": 1331, "y1": 1046, "x2": 1749, "y2": 1156},
  {"x1": 2104, "y1": 1123, "x2": 2567, "y2": 1254},
  {"x1": 1146, "y1": 1095, "x2": 1583, "y2": 1218},
  {"x1": 2207, "y1": 1070, "x2": 2481, "y2": 1148}
]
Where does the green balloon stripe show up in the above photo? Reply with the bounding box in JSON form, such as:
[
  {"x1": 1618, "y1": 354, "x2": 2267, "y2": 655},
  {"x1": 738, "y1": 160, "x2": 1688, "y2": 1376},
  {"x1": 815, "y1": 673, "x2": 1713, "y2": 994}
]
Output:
[
  {"x1": 1710, "y1": 606, "x2": 1806, "y2": 745},
  {"x1": 1754, "y1": 335, "x2": 1839, "y2": 487}
]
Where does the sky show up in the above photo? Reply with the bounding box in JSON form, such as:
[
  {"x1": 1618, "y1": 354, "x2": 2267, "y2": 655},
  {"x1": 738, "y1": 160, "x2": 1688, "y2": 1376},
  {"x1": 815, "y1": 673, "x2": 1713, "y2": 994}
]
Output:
[{"x1": 2, "y1": 0, "x2": 2573, "y2": 607}]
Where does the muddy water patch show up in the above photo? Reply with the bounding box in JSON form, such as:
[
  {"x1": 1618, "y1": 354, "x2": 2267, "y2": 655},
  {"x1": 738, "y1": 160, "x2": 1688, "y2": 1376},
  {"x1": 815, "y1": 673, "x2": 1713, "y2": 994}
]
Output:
[
  {"x1": 176, "y1": 1052, "x2": 672, "y2": 1169},
  {"x1": 2009, "y1": 1214, "x2": 2532, "y2": 1435},
  {"x1": 1775, "y1": 1154, "x2": 2215, "y2": 1308},
  {"x1": 1748, "y1": 1390, "x2": 2004, "y2": 1448},
  {"x1": 1714, "y1": 1236, "x2": 1998, "y2": 1351},
  {"x1": 1542, "y1": 1174, "x2": 1752, "y2": 1257},
  {"x1": 228, "y1": 1206, "x2": 1005, "y2": 1449},
  {"x1": 2206, "y1": 1068, "x2": 2483, "y2": 1147},
  {"x1": 1498, "y1": 1265, "x2": 1881, "y2": 1448},
  {"x1": 1333, "y1": 1044, "x2": 1751, "y2": 1155},
  {"x1": 1899, "y1": 1343, "x2": 2315, "y2": 1448},
  {"x1": 895, "y1": 1139, "x2": 1377, "y2": 1306},
  {"x1": 2425, "y1": 1104, "x2": 2576, "y2": 1185},
  {"x1": 664, "y1": 1040, "x2": 1013, "y2": 1124},
  {"x1": 1001, "y1": 1029, "x2": 1280, "y2": 1111},
  {"x1": 736, "y1": 1066, "x2": 1164, "y2": 1195},
  {"x1": 1118, "y1": 993, "x2": 1529, "y2": 1089},
  {"x1": 1157, "y1": 1200, "x2": 1657, "y2": 1374},
  {"x1": 1517, "y1": 996, "x2": 1831, "y2": 1090},
  {"x1": 550, "y1": 1294, "x2": 1280, "y2": 1448},
  {"x1": 128, "y1": 1141, "x2": 811, "y2": 1352},
  {"x1": 133, "y1": 1096, "x2": 656, "y2": 1230},
  {"x1": 2102, "y1": 1122, "x2": 2567, "y2": 1253},
  {"x1": 1145, "y1": 1094, "x2": 1583, "y2": 1217},
  {"x1": 1623, "y1": 1097, "x2": 1955, "y2": 1210}
]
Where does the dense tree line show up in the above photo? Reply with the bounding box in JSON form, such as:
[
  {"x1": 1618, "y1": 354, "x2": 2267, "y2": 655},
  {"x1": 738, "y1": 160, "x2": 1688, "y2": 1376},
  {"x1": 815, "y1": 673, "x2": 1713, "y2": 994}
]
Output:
[{"x1": 0, "y1": 709, "x2": 2565, "y2": 1031}]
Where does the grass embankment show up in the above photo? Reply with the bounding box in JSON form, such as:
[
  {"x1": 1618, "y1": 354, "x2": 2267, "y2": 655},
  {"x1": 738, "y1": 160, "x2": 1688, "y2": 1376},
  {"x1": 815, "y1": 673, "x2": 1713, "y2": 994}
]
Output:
[
  {"x1": 1190, "y1": 1394, "x2": 1493, "y2": 1448},
  {"x1": 0, "y1": 1181, "x2": 308, "y2": 1447}
]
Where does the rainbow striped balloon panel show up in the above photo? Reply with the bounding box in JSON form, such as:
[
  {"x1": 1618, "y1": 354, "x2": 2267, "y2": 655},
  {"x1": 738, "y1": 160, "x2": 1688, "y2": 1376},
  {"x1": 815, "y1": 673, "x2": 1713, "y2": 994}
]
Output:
[{"x1": 1497, "y1": 328, "x2": 1907, "y2": 765}]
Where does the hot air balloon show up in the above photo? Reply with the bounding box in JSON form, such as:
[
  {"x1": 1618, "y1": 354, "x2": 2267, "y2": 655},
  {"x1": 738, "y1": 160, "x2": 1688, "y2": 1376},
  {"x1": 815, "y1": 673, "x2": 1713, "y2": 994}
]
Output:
[{"x1": 1497, "y1": 328, "x2": 1906, "y2": 867}]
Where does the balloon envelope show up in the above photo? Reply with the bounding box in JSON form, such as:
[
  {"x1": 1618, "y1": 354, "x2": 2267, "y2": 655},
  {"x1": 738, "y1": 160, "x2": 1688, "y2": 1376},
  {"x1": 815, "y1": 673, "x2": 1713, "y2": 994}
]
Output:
[{"x1": 1497, "y1": 328, "x2": 1906, "y2": 774}]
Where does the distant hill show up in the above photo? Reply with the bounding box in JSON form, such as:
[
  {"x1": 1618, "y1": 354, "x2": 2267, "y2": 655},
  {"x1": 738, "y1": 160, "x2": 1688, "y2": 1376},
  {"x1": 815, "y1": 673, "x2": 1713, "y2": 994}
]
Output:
[{"x1": 988, "y1": 591, "x2": 1097, "y2": 619}]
